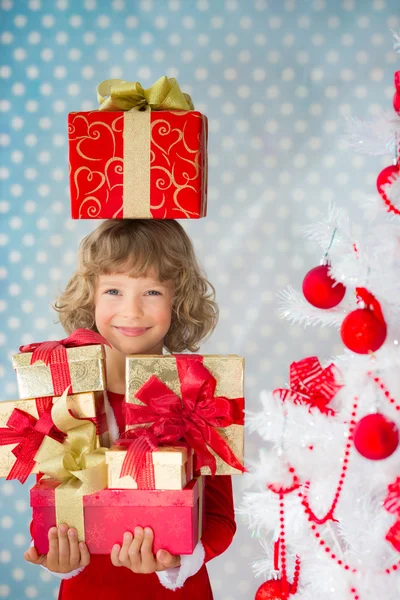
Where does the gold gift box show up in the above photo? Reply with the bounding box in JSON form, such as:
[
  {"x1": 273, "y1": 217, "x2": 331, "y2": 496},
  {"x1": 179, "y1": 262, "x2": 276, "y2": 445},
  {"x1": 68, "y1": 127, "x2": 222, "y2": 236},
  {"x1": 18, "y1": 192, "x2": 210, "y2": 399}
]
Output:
[
  {"x1": 126, "y1": 354, "x2": 244, "y2": 476},
  {"x1": 105, "y1": 445, "x2": 193, "y2": 490},
  {"x1": 12, "y1": 345, "x2": 107, "y2": 400},
  {"x1": 0, "y1": 391, "x2": 109, "y2": 479}
]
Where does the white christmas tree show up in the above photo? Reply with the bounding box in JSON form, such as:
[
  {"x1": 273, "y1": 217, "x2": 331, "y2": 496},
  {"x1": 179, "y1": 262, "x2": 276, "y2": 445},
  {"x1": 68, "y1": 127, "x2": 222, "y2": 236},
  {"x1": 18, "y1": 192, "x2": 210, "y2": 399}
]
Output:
[{"x1": 239, "y1": 44, "x2": 400, "y2": 600}]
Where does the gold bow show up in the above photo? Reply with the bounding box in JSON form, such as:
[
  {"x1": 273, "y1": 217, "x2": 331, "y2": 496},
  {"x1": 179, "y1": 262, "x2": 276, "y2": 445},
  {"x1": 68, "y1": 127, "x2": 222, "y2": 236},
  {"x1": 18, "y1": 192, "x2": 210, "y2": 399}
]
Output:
[
  {"x1": 34, "y1": 388, "x2": 108, "y2": 542},
  {"x1": 97, "y1": 75, "x2": 194, "y2": 112}
]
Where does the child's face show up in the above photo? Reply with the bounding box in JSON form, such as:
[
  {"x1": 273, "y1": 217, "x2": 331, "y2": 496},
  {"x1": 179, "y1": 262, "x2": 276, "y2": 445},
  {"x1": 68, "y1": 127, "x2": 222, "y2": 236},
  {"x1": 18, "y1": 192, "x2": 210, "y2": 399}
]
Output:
[{"x1": 94, "y1": 270, "x2": 174, "y2": 356}]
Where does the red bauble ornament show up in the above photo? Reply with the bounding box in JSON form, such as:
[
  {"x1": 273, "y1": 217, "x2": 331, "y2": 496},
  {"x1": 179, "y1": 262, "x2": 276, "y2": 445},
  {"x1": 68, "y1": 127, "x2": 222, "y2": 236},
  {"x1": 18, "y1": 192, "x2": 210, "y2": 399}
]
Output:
[
  {"x1": 302, "y1": 264, "x2": 346, "y2": 309},
  {"x1": 393, "y1": 92, "x2": 400, "y2": 113},
  {"x1": 353, "y1": 413, "x2": 399, "y2": 460},
  {"x1": 340, "y1": 308, "x2": 387, "y2": 354},
  {"x1": 393, "y1": 71, "x2": 400, "y2": 113},
  {"x1": 255, "y1": 579, "x2": 292, "y2": 600},
  {"x1": 377, "y1": 164, "x2": 400, "y2": 216}
]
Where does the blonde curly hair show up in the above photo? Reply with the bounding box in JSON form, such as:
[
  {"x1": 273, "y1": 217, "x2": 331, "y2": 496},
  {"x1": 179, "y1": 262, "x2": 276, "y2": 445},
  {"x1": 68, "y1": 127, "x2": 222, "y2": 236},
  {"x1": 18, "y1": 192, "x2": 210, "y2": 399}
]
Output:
[{"x1": 54, "y1": 219, "x2": 218, "y2": 353}]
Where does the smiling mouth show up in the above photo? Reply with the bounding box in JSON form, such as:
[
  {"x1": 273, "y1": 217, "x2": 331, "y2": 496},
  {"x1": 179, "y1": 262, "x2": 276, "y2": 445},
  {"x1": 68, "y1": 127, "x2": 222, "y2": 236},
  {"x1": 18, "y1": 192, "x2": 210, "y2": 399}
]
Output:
[{"x1": 114, "y1": 327, "x2": 151, "y2": 337}]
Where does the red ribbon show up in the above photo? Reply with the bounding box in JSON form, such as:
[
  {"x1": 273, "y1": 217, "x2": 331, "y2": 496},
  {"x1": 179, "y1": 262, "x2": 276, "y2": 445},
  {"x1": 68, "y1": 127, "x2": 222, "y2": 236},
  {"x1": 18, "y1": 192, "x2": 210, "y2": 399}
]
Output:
[
  {"x1": 274, "y1": 356, "x2": 342, "y2": 415},
  {"x1": 116, "y1": 431, "x2": 191, "y2": 490},
  {"x1": 117, "y1": 430, "x2": 159, "y2": 489},
  {"x1": 384, "y1": 477, "x2": 400, "y2": 551},
  {"x1": 355, "y1": 288, "x2": 385, "y2": 324},
  {"x1": 0, "y1": 398, "x2": 65, "y2": 484},
  {"x1": 124, "y1": 354, "x2": 245, "y2": 478},
  {"x1": 18, "y1": 328, "x2": 111, "y2": 397}
]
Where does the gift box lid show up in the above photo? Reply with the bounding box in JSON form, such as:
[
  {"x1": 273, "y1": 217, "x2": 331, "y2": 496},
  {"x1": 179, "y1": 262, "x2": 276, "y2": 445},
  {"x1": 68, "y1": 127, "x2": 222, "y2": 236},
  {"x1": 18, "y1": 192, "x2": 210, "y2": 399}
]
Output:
[
  {"x1": 151, "y1": 447, "x2": 188, "y2": 466},
  {"x1": 30, "y1": 477, "x2": 200, "y2": 508},
  {"x1": 105, "y1": 445, "x2": 188, "y2": 467},
  {"x1": 12, "y1": 344, "x2": 105, "y2": 368}
]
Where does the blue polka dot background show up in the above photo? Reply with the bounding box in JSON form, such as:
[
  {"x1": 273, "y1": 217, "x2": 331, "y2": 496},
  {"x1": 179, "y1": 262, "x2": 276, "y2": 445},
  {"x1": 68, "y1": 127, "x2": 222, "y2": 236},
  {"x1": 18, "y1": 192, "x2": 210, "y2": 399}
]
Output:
[{"x1": 0, "y1": 0, "x2": 399, "y2": 597}]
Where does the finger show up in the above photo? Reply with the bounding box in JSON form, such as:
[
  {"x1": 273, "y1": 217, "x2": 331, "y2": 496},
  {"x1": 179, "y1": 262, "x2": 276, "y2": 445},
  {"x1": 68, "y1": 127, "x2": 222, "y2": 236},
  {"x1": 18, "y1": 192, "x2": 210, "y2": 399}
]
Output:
[
  {"x1": 118, "y1": 531, "x2": 133, "y2": 566},
  {"x1": 140, "y1": 528, "x2": 155, "y2": 573},
  {"x1": 23, "y1": 546, "x2": 37, "y2": 563},
  {"x1": 79, "y1": 541, "x2": 91, "y2": 567},
  {"x1": 68, "y1": 529, "x2": 80, "y2": 568},
  {"x1": 47, "y1": 527, "x2": 59, "y2": 569},
  {"x1": 111, "y1": 543, "x2": 122, "y2": 567},
  {"x1": 24, "y1": 546, "x2": 46, "y2": 566},
  {"x1": 127, "y1": 527, "x2": 144, "y2": 571},
  {"x1": 57, "y1": 524, "x2": 70, "y2": 567},
  {"x1": 156, "y1": 549, "x2": 181, "y2": 570}
]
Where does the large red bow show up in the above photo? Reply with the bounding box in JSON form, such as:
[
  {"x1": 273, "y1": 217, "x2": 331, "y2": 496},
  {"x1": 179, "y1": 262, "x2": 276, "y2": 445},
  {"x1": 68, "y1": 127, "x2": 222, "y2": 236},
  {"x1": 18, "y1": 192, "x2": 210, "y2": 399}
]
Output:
[
  {"x1": 124, "y1": 355, "x2": 244, "y2": 477},
  {"x1": 19, "y1": 328, "x2": 111, "y2": 397},
  {"x1": 355, "y1": 287, "x2": 385, "y2": 324},
  {"x1": 274, "y1": 356, "x2": 342, "y2": 415},
  {"x1": 0, "y1": 399, "x2": 65, "y2": 484},
  {"x1": 384, "y1": 477, "x2": 400, "y2": 551}
]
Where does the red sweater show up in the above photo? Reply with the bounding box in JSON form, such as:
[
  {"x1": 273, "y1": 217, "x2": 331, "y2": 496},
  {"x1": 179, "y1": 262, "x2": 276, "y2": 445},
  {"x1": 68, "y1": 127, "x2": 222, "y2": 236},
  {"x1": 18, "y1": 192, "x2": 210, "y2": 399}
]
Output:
[{"x1": 58, "y1": 392, "x2": 236, "y2": 600}]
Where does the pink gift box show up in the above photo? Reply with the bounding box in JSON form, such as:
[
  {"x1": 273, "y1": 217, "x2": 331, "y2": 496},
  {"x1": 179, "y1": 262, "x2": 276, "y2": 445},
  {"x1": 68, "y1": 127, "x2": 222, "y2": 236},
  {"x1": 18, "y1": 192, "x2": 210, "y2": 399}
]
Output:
[{"x1": 30, "y1": 477, "x2": 204, "y2": 556}]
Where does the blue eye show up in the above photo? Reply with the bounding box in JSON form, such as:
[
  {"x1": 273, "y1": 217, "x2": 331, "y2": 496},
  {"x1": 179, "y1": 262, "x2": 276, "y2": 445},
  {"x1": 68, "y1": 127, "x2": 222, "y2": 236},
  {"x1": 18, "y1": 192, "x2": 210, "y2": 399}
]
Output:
[
  {"x1": 105, "y1": 289, "x2": 120, "y2": 295},
  {"x1": 146, "y1": 290, "x2": 162, "y2": 296}
]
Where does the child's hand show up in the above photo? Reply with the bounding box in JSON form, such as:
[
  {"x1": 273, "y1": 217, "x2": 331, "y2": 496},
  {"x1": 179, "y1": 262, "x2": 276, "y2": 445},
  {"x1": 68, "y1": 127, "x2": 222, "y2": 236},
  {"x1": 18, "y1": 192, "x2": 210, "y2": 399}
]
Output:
[
  {"x1": 24, "y1": 524, "x2": 90, "y2": 573},
  {"x1": 111, "y1": 527, "x2": 181, "y2": 573}
]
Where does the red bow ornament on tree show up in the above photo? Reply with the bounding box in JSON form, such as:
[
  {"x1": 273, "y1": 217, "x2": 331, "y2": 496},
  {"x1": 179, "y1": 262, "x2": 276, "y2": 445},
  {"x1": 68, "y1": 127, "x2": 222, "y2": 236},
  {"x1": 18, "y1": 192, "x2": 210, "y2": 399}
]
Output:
[
  {"x1": 19, "y1": 328, "x2": 111, "y2": 397},
  {"x1": 122, "y1": 355, "x2": 245, "y2": 486},
  {"x1": 384, "y1": 477, "x2": 400, "y2": 551},
  {"x1": 274, "y1": 356, "x2": 342, "y2": 416}
]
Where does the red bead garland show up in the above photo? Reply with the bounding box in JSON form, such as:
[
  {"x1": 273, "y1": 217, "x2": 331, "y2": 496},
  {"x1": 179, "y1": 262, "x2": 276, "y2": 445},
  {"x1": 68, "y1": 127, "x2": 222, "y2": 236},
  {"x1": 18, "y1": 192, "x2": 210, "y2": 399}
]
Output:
[
  {"x1": 350, "y1": 587, "x2": 360, "y2": 600},
  {"x1": 299, "y1": 398, "x2": 359, "y2": 524},
  {"x1": 265, "y1": 478, "x2": 301, "y2": 599},
  {"x1": 298, "y1": 493, "x2": 400, "y2": 575},
  {"x1": 368, "y1": 371, "x2": 400, "y2": 412}
]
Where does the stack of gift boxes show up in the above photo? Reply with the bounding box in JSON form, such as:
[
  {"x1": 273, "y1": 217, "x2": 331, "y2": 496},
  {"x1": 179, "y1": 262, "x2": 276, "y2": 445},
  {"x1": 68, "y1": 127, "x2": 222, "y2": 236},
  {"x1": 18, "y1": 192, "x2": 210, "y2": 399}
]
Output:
[{"x1": 0, "y1": 77, "x2": 245, "y2": 557}]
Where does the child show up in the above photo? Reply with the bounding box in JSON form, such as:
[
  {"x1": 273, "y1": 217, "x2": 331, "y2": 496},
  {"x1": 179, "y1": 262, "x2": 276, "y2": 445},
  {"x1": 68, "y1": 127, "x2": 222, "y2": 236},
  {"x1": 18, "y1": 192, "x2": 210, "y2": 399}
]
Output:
[{"x1": 24, "y1": 219, "x2": 236, "y2": 600}]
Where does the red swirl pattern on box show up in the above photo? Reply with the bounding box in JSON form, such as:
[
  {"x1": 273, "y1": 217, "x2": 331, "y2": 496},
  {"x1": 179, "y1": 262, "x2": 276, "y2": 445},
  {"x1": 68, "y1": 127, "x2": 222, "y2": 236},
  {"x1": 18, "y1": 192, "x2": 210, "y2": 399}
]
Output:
[{"x1": 68, "y1": 110, "x2": 208, "y2": 219}]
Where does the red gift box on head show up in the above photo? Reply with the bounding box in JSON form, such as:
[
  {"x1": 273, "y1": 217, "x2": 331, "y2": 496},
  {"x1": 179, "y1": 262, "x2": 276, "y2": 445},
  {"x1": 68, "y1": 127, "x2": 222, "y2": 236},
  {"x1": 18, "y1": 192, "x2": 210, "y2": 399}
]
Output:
[
  {"x1": 68, "y1": 76, "x2": 208, "y2": 220},
  {"x1": 30, "y1": 476, "x2": 205, "y2": 556}
]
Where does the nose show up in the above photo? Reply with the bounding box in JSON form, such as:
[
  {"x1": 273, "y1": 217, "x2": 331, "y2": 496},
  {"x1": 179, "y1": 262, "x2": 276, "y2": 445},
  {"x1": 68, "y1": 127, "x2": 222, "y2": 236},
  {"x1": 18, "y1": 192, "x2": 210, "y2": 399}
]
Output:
[{"x1": 120, "y1": 296, "x2": 144, "y2": 321}]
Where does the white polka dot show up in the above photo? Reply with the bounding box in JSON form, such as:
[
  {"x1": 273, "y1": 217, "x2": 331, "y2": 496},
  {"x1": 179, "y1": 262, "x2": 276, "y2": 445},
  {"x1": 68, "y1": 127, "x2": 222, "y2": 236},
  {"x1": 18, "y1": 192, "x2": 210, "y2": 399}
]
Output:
[
  {"x1": 0, "y1": 584, "x2": 10, "y2": 597},
  {"x1": 354, "y1": 86, "x2": 367, "y2": 99},
  {"x1": 266, "y1": 85, "x2": 279, "y2": 99},
  {"x1": 298, "y1": 15, "x2": 310, "y2": 27},
  {"x1": 15, "y1": 500, "x2": 28, "y2": 512},
  {"x1": 9, "y1": 250, "x2": 20, "y2": 262},
  {"x1": 267, "y1": 50, "x2": 280, "y2": 63},
  {"x1": 1, "y1": 32, "x2": 13, "y2": 44},
  {"x1": 254, "y1": 33, "x2": 266, "y2": 46},
  {"x1": 97, "y1": 14, "x2": 110, "y2": 27},
  {"x1": 0, "y1": 550, "x2": 11, "y2": 563},
  {"x1": 296, "y1": 50, "x2": 309, "y2": 64},
  {"x1": 238, "y1": 50, "x2": 251, "y2": 63},
  {"x1": 211, "y1": 16, "x2": 223, "y2": 28},
  {"x1": 126, "y1": 15, "x2": 138, "y2": 28},
  {"x1": 25, "y1": 586, "x2": 38, "y2": 598},
  {"x1": 68, "y1": 48, "x2": 81, "y2": 60},
  {"x1": 69, "y1": 14, "x2": 82, "y2": 27},
  {"x1": 12, "y1": 568, "x2": 25, "y2": 581},
  {"x1": 225, "y1": 33, "x2": 237, "y2": 46},
  {"x1": 11, "y1": 532, "x2": 27, "y2": 548}
]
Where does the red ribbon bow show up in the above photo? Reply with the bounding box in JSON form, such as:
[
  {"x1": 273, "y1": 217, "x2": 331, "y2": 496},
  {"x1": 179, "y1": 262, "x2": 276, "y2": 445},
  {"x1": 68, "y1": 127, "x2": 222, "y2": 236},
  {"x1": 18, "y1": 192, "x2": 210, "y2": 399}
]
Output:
[
  {"x1": 124, "y1": 355, "x2": 245, "y2": 478},
  {"x1": 0, "y1": 401, "x2": 65, "y2": 484},
  {"x1": 19, "y1": 328, "x2": 111, "y2": 397},
  {"x1": 384, "y1": 477, "x2": 400, "y2": 551},
  {"x1": 274, "y1": 356, "x2": 342, "y2": 415},
  {"x1": 355, "y1": 288, "x2": 385, "y2": 324}
]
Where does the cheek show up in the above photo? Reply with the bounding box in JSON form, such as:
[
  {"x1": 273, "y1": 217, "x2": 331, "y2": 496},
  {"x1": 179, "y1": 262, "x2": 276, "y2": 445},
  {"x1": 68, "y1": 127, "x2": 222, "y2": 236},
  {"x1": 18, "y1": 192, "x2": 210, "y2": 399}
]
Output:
[{"x1": 94, "y1": 297, "x2": 115, "y2": 327}]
